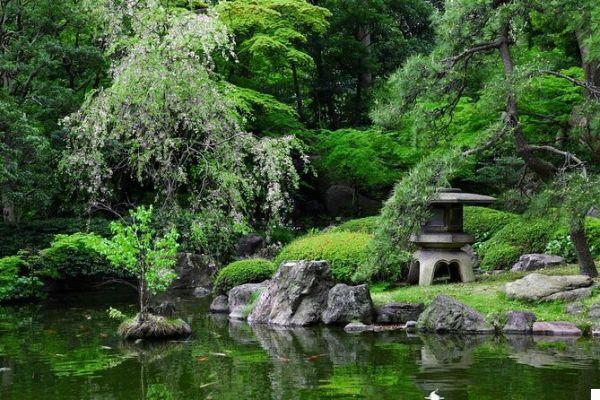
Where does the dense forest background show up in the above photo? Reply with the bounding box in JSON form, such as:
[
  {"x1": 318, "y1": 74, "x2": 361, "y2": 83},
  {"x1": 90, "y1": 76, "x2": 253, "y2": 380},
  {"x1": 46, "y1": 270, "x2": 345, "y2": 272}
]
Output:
[{"x1": 0, "y1": 0, "x2": 598, "y2": 291}]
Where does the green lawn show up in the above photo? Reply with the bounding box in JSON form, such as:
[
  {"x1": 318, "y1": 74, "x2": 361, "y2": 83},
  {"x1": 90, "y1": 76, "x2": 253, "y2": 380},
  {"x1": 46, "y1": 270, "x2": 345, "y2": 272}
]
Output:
[{"x1": 370, "y1": 265, "x2": 600, "y2": 330}]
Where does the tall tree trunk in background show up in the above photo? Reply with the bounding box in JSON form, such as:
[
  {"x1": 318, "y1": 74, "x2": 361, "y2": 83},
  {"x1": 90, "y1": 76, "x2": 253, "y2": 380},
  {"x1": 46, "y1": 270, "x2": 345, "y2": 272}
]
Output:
[
  {"x1": 2, "y1": 190, "x2": 16, "y2": 224},
  {"x1": 355, "y1": 24, "x2": 372, "y2": 123},
  {"x1": 291, "y1": 61, "x2": 304, "y2": 122},
  {"x1": 570, "y1": 223, "x2": 598, "y2": 277},
  {"x1": 576, "y1": 29, "x2": 600, "y2": 93}
]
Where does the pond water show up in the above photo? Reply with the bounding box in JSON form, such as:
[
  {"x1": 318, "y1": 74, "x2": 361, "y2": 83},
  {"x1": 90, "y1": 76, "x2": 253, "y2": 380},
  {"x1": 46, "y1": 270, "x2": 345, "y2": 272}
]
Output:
[{"x1": 1, "y1": 289, "x2": 599, "y2": 400}]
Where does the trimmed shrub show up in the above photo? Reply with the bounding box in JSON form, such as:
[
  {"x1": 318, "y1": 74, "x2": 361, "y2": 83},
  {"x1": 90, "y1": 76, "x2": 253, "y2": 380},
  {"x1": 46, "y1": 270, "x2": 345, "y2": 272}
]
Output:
[
  {"x1": 478, "y1": 217, "x2": 559, "y2": 270},
  {"x1": 213, "y1": 259, "x2": 275, "y2": 295},
  {"x1": 0, "y1": 255, "x2": 44, "y2": 302},
  {"x1": 463, "y1": 206, "x2": 519, "y2": 242},
  {"x1": 274, "y1": 232, "x2": 372, "y2": 283},
  {"x1": 37, "y1": 233, "x2": 117, "y2": 278},
  {"x1": 331, "y1": 216, "x2": 380, "y2": 234}
]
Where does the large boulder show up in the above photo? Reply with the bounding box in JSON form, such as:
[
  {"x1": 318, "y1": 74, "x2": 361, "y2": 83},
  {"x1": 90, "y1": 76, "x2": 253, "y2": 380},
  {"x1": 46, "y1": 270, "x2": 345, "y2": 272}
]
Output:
[
  {"x1": 322, "y1": 284, "x2": 374, "y2": 325},
  {"x1": 511, "y1": 254, "x2": 565, "y2": 272},
  {"x1": 417, "y1": 295, "x2": 495, "y2": 334},
  {"x1": 375, "y1": 302, "x2": 424, "y2": 324},
  {"x1": 324, "y1": 185, "x2": 355, "y2": 217},
  {"x1": 248, "y1": 260, "x2": 334, "y2": 326},
  {"x1": 170, "y1": 253, "x2": 217, "y2": 290},
  {"x1": 228, "y1": 282, "x2": 268, "y2": 320},
  {"x1": 502, "y1": 311, "x2": 536, "y2": 333},
  {"x1": 588, "y1": 301, "x2": 600, "y2": 320},
  {"x1": 504, "y1": 273, "x2": 593, "y2": 302},
  {"x1": 210, "y1": 295, "x2": 229, "y2": 314}
]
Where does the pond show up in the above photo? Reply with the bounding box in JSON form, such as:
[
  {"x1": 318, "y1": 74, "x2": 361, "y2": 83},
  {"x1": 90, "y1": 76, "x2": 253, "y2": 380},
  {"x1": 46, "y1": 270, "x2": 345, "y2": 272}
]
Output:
[{"x1": 0, "y1": 288, "x2": 599, "y2": 400}]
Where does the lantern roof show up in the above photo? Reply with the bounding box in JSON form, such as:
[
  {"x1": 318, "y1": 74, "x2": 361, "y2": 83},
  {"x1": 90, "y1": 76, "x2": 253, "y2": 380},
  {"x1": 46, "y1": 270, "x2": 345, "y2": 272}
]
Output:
[{"x1": 431, "y1": 188, "x2": 496, "y2": 205}]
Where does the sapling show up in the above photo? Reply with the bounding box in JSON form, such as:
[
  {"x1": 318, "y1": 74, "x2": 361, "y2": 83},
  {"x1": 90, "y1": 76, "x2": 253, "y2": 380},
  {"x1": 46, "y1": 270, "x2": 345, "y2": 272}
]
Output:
[{"x1": 101, "y1": 206, "x2": 188, "y2": 339}]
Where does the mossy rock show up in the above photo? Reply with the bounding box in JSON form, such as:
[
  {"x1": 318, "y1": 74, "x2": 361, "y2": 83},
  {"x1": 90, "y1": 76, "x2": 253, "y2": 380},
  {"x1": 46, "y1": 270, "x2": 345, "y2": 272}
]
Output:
[
  {"x1": 118, "y1": 313, "x2": 191, "y2": 340},
  {"x1": 213, "y1": 258, "x2": 275, "y2": 295}
]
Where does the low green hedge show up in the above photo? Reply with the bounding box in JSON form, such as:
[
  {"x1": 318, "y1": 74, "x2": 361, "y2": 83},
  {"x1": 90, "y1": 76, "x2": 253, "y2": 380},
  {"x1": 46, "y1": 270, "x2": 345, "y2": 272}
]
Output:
[
  {"x1": 213, "y1": 259, "x2": 275, "y2": 295},
  {"x1": 478, "y1": 217, "x2": 560, "y2": 270},
  {"x1": 331, "y1": 216, "x2": 380, "y2": 234},
  {"x1": 274, "y1": 231, "x2": 372, "y2": 283},
  {"x1": 463, "y1": 206, "x2": 519, "y2": 242},
  {"x1": 0, "y1": 255, "x2": 44, "y2": 302}
]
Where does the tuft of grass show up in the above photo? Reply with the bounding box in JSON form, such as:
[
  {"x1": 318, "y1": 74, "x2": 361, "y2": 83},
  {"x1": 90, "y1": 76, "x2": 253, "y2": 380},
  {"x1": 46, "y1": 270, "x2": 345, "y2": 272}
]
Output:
[{"x1": 371, "y1": 265, "x2": 600, "y2": 330}]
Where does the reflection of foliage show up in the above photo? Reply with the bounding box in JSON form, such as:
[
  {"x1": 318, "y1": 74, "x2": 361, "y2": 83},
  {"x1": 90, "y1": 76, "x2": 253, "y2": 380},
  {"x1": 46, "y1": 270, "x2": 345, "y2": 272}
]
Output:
[
  {"x1": 146, "y1": 384, "x2": 176, "y2": 400},
  {"x1": 51, "y1": 347, "x2": 133, "y2": 377}
]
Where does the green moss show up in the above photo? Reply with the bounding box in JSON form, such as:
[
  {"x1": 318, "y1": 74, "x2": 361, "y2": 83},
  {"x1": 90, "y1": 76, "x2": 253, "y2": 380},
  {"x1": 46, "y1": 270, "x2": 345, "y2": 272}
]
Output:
[
  {"x1": 331, "y1": 216, "x2": 380, "y2": 234},
  {"x1": 371, "y1": 265, "x2": 598, "y2": 329},
  {"x1": 275, "y1": 231, "x2": 372, "y2": 283},
  {"x1": 213, "y1": 259, "x2": 275, "y2": 294}
]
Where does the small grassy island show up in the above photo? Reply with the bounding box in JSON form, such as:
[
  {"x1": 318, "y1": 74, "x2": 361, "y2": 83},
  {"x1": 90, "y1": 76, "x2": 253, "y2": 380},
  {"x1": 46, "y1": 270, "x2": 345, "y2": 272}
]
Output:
[{"x1": 0, "y1": 0, "x2": 598, "y2": 398}]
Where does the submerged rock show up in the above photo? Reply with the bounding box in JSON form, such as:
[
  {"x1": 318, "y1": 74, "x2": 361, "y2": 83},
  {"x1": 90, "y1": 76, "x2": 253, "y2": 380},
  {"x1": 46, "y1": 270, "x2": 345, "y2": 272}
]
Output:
[
  {"x1": 510, "y1": 254, "x2": 565, "y2": 272},
  {"x1": 343, "y1": 322, "x2": 374, "y2": 333},
  {"x1": 375, "y1": 302, "x2": 424, "y2": 324},
  {"x1": 502, "y1": 311, "x2": 536, "y2": 333},
  {"x1": 417, "y1": 295, "x2": 495, "y2": 334},
  {"x1": 192, "y1": 287, "x2": 211, "y2": 298},
  {"x1": 228, "y1": 282, "x2": 268, "y2": 320},
  {"x1": 532, "y1": 321, "x2": 582, "y2": 336},
  {"x1": 504, "y1": 273, "x2": 593, "y2": 302},
  {"x1": 322, "y1": 284, "x2": 373, "y2": 325},
  {"x1": 210, "y1": 295, "x2": 229, "y2": 314},
  {"x1": 248, "y1": 260, "x2": 334, "y2": 326},
  {"x1": 118, "y1": 313, "x2": 191, "y2": 340}
]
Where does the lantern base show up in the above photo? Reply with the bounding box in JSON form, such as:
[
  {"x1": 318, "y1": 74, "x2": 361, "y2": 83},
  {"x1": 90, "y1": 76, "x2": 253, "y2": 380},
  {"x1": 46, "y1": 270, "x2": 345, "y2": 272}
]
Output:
[{"x1": 408, "y1": 249, "x2": 475, "y2": 286}]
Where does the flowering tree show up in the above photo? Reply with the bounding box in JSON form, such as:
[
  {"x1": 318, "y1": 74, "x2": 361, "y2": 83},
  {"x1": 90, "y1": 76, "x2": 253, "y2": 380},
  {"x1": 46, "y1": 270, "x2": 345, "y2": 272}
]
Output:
[
  {"x1": 102, "y1": 206, "x2": 179, "y2": 315},
  {"x1": 62, "y1": 1, "x2": 306, "y2": 233}
]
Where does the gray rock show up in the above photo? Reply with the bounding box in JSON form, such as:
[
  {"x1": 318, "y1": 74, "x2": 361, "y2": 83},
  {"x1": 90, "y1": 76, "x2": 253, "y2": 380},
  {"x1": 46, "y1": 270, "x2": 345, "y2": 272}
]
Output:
[
  {"x1": 588, "y1": 301, "x2": 600, "y2": 319},
  {"x1": 405, "y1": 320, "x2": 417, "y2": 332},
  {"x1": 150, "y1": 301, "x2": 176, "y2": 318},
  {"x1": 544, "y1": 287, "x2": 593, "y2": 302},
  {"x1": 564, "y1": 302, "x2": 584, "y2": 315},
  {"x1": 192, "y1": 287, "x2": 211, "y2": 298},
  {"x1": 504, "y1": 273, "x2": 593, "y2": 302},
  {"x1": 235, "y1": 234, "x2": 265, "y2": 257},
  {"x1": 343, "y1": 322, "x2": 374, "y2": 333},
  {"x1": 228, "y1": 282, "x2": 268, "y2": 320},
  {"x1": 375, "y1": 302, "x2": 424, "y2": 324},
  {"x1": 209, "y1": 295, "x2": 229, "y2": 314},
  {"x1": 511, "y1": 254, "x2": 565, "y2": 272},
  {"x1": 170, "y1": 253, "x2": 217, "y2": 290},
  {"x1": 416, "y1": 295, "x2": 495, "y2": 334},
  {"x1": 588, "y1": 206, "x2": 599, "y2": 218},
  {"x1": 322, "y1": 284, "x2": 374, "y2": 325},
  {"x1": 592, "y1": 326, "x2": 600, "y2": 337},
  {"x1": 503, "y1": 311, "x2": 536, "y2": 333},
  {"x1": 532, "y1": 321, "x2": 582, "y2": 336},
  {"x1": 248, "y1": 260, "x2": 334, "y2": 326}
]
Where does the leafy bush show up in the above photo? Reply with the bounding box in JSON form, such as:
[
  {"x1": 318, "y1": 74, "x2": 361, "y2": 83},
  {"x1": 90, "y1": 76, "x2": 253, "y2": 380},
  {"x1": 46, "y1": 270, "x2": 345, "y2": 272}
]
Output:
[
  {"x1": 275, "y1": 232, "x2": 372, "y2": 283},
  {"x1": 37, "y1": 233, "x2": 117, "y2": 278},
  {"x1": 0, "y1": 256, "x2": 44, "y2": 302},
  {"x1": 213, "y1": 259, "x2": 275, "y2": 295},
  {"x1": 331, "y1": 216, "x2": 380, "y2": 234},
  {"x1": 478, "y1": 217, "x2": 559, "y2": 270},
  {"x1": 0, "y1": 218, "x2": 111, "y2": 257},
  {"x1": 463, "y1": 206, "x2": 519, "y2": 242}
]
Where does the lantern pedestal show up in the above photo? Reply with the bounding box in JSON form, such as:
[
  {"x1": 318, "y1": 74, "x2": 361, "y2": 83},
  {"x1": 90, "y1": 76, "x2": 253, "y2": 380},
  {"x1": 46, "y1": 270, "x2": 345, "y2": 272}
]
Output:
[{"x1": 408, "y1": 249, "x2": 475, "y2": 286}]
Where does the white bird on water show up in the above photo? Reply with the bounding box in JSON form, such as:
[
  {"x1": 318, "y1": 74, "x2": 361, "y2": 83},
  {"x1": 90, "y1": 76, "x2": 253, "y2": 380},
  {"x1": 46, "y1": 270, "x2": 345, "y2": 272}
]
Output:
[{"x1": 425, "y1": 389, "x2": 444, "y2": 400}]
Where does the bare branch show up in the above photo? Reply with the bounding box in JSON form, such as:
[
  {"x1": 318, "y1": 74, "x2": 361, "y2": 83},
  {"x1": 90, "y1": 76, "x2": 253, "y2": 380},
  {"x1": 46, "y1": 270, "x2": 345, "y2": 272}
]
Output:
[
  {"x1": 526, "y1": 144, "x2": 588, "y2": 177},
  {"x1": 540, "y1": 70, "x2": 600, "y2": 98},
  {"x1": 444, "y1": 39, "x2": 503, "y2": 68}
]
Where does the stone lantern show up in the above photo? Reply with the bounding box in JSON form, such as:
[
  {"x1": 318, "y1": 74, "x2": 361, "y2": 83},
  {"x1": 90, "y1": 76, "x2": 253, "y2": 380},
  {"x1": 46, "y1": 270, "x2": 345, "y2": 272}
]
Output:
[{"x1": 408, "y1": 188, "x2": 495, "y2": 286}]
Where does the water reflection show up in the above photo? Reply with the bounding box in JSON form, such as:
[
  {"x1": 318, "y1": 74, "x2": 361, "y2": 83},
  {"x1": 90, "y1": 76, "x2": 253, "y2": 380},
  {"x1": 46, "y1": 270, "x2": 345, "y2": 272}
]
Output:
[{"x1": 1, "y1": 291, "x2": 599, "y2": 400}]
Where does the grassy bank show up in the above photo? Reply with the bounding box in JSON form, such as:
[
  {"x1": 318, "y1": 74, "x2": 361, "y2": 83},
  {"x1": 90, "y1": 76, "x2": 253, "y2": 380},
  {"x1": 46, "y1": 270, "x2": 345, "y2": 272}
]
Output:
[{"x1": 370, "y1": 265, "x2": 600, "y2": 330}]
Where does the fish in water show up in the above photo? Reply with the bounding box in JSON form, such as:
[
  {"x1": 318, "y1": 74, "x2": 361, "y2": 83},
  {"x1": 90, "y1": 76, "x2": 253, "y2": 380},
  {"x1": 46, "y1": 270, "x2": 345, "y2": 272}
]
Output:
[{"x1": 425, "y1": 389, "x2": 444, "y2": 400}]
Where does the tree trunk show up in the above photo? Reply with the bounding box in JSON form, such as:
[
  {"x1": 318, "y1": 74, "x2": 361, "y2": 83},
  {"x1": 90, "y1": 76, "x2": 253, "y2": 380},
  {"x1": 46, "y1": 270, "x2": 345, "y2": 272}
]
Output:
[
  {"x1": 355, "y1": 24, "x2": 372, "y2": 123},
  {"x1": 576, "y1": 29, "x2": 600, "y2": 98},
  {"x1": 2, "y1": 191, "x2": 15, "y2": 224},
  {"x1": 290, "y1": 61, "x2": 304, "y2": 122},
  {"x1": 569, "y1": 222, "x2": 598, "y2": 277}
]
